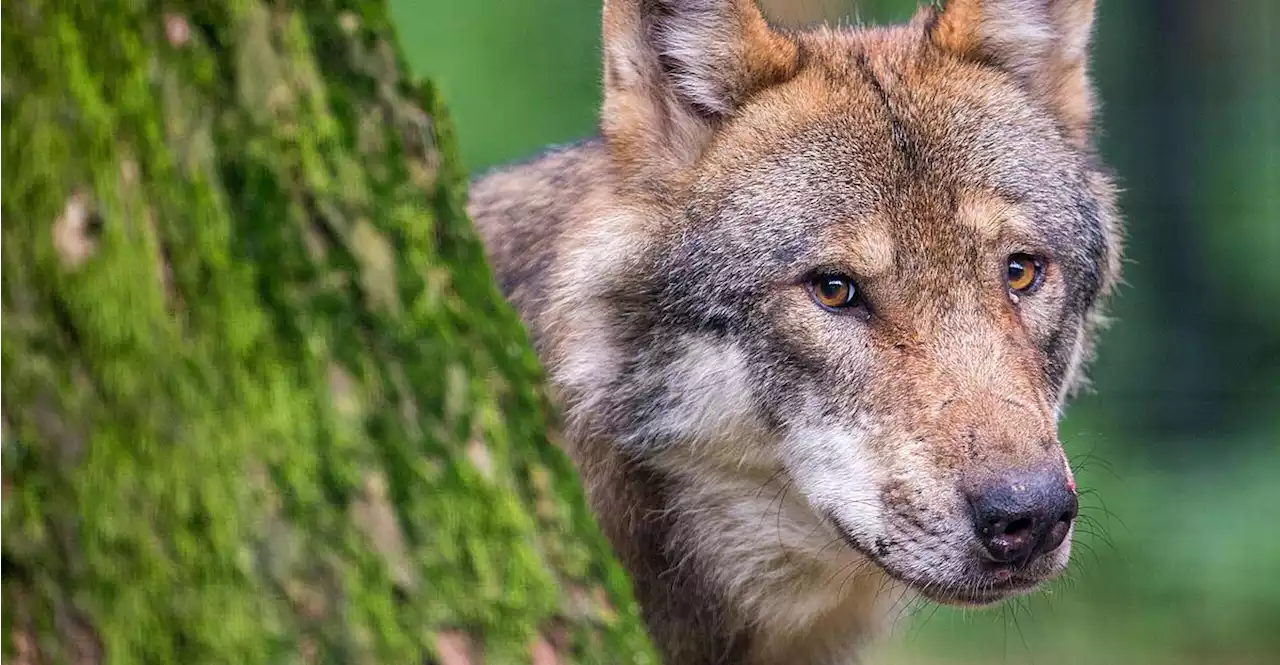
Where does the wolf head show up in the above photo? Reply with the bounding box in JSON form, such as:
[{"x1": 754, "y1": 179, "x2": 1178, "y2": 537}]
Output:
[{"x1": 548, "y1": 0, "x2": 1122, "y2": 610}]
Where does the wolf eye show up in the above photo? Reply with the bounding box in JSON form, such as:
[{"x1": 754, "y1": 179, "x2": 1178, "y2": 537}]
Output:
[
  {"x1": 807, "y1": 274, "x2": 862, "y2": 311},
  {"x1": 1006, "y1": 254, "x2": 1043, "y2": 293}
]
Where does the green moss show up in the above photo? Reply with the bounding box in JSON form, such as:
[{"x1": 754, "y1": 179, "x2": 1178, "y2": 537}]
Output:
[{"x1": 1, "y1": 1, "x2": 657, "y2": 663}]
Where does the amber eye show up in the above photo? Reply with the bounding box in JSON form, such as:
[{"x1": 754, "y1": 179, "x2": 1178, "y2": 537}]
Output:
[
  {"x1": 1006, "y1": 254, "x2": 1043, "y2": 292},
  {"x1": 808, "y1": 274, "x2": 861, "y2": 311}
]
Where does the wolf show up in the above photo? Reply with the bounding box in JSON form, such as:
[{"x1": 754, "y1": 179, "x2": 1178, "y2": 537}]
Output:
[{"x1": 468, "y1": 0, "x2": 1123, "y2": 662}]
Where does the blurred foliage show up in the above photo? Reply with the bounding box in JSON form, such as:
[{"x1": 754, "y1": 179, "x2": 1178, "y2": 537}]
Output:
[{"x1": 390, "y1": 0, "x2": 1280, "y2": 662}]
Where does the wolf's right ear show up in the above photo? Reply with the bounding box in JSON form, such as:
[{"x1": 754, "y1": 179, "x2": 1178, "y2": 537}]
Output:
[{"x1": 601, "y1": 0, "x2": 798, "y2": 183}]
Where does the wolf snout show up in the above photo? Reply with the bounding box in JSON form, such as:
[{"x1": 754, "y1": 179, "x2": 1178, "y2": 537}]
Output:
[{"x1": 967, "y1": 465, "x2": 1078, "y2": 567}]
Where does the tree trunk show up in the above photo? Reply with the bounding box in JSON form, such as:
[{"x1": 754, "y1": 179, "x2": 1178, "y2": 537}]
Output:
[{"x1": 0, "y1": 2, "x2": 657, "y2": 664}]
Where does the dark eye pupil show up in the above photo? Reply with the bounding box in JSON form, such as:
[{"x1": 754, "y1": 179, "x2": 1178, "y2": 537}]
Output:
[
  {"x1": 821, "y1": 279, "x2": 846, "y2": 300},
  {"x1": 1008, "y1": 261, "x2": 1025, "y2": 280}
]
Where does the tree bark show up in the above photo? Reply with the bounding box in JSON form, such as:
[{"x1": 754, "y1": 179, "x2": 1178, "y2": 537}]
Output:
[{"x1": 0, "y1": 2, "x2": 657, "y2": 664}]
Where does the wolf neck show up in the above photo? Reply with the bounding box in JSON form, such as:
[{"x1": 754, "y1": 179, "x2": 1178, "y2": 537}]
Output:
[
  {"x1": 575, "y1": 437, "x2": 909, "y2": 664},
  {"x1": 656, "y1": 458, "x2": 911, "y2": 663}
]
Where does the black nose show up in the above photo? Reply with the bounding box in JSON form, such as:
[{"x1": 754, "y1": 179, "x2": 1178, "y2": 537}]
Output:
[{"x1": 968, "y1": 466, "x2": 1078, "y2": 567}]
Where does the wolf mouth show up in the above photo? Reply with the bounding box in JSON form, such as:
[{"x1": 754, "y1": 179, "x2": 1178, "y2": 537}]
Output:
[
  {"x1": 823, "y1": 512, "x2": 1044, "y2": 607},
  {"x1": 910, "y1": 575, "x2": 1041, "y2": 607}
]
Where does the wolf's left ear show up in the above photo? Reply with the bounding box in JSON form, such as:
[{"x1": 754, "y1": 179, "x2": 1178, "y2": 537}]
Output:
[{"x1": 929, "y1": 0, "x2": 1098, "y2": 145}]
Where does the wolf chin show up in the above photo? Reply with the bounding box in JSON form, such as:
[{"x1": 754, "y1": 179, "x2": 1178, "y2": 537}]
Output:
[{"x1": 469, "y1": 0, "x2": 1123, "y2": 662}]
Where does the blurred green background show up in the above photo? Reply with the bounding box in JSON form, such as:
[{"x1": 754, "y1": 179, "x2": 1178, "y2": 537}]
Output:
[{"x1": 388, "y1": 1, "x2": 1280, "y2": 663}]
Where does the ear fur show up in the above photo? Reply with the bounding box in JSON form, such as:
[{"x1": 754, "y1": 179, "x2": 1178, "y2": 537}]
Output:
[
  {"x1": 929, "y1": 0, "x2": 1099, "y2": 145},
  {"x1": 601, "y1": 0, "x2": 799, "y2": 185}
]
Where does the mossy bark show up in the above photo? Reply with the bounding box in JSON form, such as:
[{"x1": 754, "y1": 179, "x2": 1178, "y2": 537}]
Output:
[{"x1": 1, "y1": 2, "x2": 657, "y2": 663}]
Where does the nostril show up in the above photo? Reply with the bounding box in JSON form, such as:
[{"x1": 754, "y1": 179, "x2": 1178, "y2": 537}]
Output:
[
  {"x1": 1002, "y1": 517, "x2": 1034, "y2": 537},
  {"x1": 1037, "y1": 512, "x2": 1075, "y2": 556},
  {"x1": 1035, "y1": 498, "x2": 1079, "y2": 557},
  {"x1": 980, "y1": 515, "x2": 1039, "y2": 563}
]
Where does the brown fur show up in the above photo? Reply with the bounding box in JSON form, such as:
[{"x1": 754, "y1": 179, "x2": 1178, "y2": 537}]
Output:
[{"x1": 469, "y1": 1, "x2": 1122, "y2": 662}]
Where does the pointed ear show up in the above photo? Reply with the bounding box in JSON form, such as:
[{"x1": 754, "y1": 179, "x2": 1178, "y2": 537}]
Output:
[
  {"x1": 929, "y1": 0, "x2": 1098, "y2": 145},
  {"x1": 601, "y1": 0, "x2": 799, "y2": 183}
]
